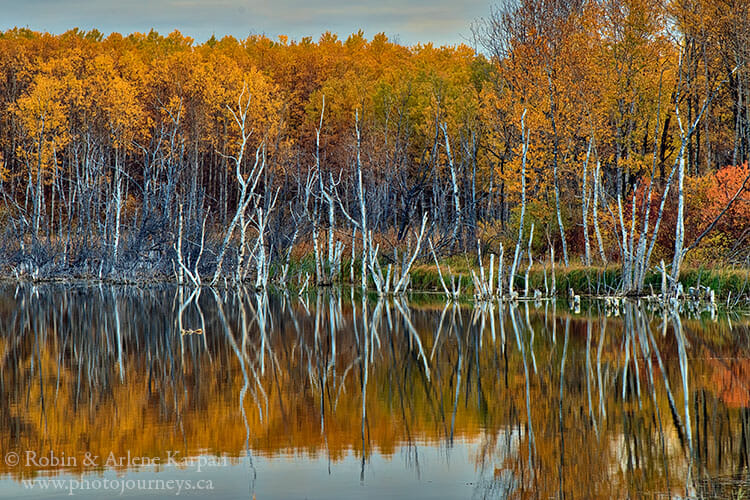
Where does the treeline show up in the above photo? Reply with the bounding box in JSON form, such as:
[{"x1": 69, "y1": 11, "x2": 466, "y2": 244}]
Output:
[{"x1": 0, "y1": 0, "x2": 748, "y2": 290}]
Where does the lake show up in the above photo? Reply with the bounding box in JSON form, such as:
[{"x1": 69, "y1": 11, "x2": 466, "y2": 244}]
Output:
[{"x1": 0, "y1": 284, "x2": 748, "y2": 499}]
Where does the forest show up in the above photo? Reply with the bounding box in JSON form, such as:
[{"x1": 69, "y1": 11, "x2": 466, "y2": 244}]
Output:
[{"x1": 0, "y1": 0, "x2": 749, "y2": 297}]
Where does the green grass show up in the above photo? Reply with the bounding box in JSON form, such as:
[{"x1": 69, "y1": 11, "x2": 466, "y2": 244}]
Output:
[{"x1": 284, "y1": 253, "x2": 750, "y2": 301}]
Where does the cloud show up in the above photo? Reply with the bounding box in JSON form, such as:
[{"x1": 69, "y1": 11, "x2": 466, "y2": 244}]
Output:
[{"x1": 0, "y1": 0, "x2": 486, "y2": 45}]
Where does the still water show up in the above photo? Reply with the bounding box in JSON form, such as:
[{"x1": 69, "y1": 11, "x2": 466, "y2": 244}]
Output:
[{"x1": 0, "y1": 284, "x2": 749, "y2": 499}]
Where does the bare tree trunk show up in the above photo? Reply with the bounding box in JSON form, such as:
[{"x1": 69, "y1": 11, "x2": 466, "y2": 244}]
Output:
[
  {"x1": 524, "y1": 223, "x2": 535, "y2": 298},
  {"x1": 312, "y1": 218, "x2": 323, "y2": 283},
  {"x1": 582, "y1": 136, "x2": 592, "y2": 266},
  {"x1": 510, "y1": 110, "x2": 529, "y2": 295},
  {"x1": 212, "y1": 85, "x2": 266, "y2": 285},
  {"x1": 33, "y1": 114, "x2": 46, "y2": 241},
  {"x1": 616, "y1": 189, "x2": 631, "y2": 291},
  {"x1": 441, "y1": 123, "x2": 462, "y2": 252},
  {"x1": 112, "y1": 150, "x2": 122, "y2": 264},
  {"x1": 497, "y1": 243, "x2": 504, "y2": 297},
  {"x1": 669, "y1": 50, "x2": 737, "y2": 290},
  {"x1": 392, "y1": 213, "x2": 428, "y2": 294},
  {"x1": 632, "y1": 76, "x2": 665, "y2": 290},
  {"x1": 356, "y1": 111, "x2": 368, "y2": 290},
  {"x1": 671, "y1": 155, "x2": 686, "y2": 286},
  {"x1": 592, "y1": 159, "x2": 607, "y2": 264},
  {"x1": 350, "y1": 227, "x2": 357, "y2": 283},
  {"x1": 547, "y1": 74, "x2": 568, "y2": 266},
  {"x1": 175, "y1": 203, "x2": 184, "y2": 284}
]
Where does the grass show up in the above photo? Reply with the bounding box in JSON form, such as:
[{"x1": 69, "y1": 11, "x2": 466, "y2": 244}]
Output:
[
  {"x1": 7, "y1": 243, "x2": 748, "y2": 304},
  {"x1": 284, "y1": 253, "x2": 750, "y2": 302}
]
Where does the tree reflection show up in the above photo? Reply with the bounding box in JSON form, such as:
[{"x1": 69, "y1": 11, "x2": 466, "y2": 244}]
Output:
[{"x1": 0, "y1": 284, "x2": 749, "y2": 498}]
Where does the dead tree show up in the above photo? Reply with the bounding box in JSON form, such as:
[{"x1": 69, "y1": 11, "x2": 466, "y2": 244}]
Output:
[
  {"x1": 212, "y1": 84, "x2": 268, "y2": 285},
  {"x1": 509, "y1": 109, "x2": 529, "y2": 294},
  {"x1": 441, "y1": 123, "x2": 462, "y2": 252}
]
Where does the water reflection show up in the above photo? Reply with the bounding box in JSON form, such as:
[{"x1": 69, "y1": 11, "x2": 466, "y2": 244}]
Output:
[{"x1": 0, "y1": 284, "x2": 749, "y2": 499}]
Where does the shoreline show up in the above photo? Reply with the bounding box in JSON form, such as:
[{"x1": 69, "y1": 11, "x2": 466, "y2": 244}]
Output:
[{"x1": 3, "y1": 261, "x2": 748, "y2": 306}]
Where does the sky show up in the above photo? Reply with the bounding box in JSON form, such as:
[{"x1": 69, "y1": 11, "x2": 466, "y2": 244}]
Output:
[{"x1": 0, "y1": 0, "x2": 488, "y2": 47}]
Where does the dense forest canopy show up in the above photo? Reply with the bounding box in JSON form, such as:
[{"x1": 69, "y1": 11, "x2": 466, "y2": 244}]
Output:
[{"x1": 0, "y1": 0, "x2": 748, "y2": 291}]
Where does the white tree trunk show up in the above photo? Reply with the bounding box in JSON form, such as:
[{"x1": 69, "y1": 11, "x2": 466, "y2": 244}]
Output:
[
  {"x1": 671, "y1": 155, "x2": 686, "y2": 287},
  {"x1": 441, "y1": 123, "x2": 462, "y2": 251},
  {"x1": 113, "y1": 154, "x2": 122, "y2": 264},
  {"x1": 592, "y1": 160, "x2": 607, "y2": 264},
  {"x1": 581, "y1": 137, "x2": 592, "y2": 266},
  {"x1": 510, "y1": 110, "x2": 529, "y2": 294}
]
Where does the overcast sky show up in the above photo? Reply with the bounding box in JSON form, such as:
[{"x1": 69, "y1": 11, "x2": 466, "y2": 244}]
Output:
[{"x1": 0, "y1": 0, "x2": 487, "y2": 46}]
